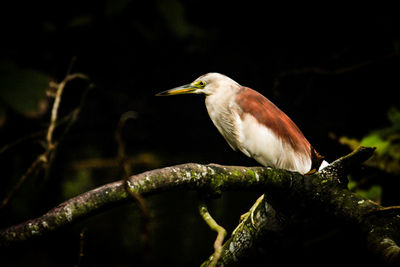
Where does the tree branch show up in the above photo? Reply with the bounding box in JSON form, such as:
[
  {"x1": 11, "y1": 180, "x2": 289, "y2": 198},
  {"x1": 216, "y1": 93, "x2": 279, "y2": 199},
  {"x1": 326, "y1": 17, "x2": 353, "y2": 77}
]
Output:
[
  {"x1": 202, "y1": 146, "x2": 400, "y2": 265},
  {"x1": 1, "y1": 147, "x2": 398, "y2": 264},
  {"x1": 0, "y1": 163, "x2": 278, "y2": 245}
]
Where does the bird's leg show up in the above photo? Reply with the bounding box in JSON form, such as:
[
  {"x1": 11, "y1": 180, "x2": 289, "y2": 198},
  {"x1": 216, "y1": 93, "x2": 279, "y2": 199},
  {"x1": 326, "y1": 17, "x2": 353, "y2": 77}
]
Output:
[
  {"x1": 233, "y1": 194, "x2": 265, "y2": 235},
  {"x1": 244, "y1": 194, "x2": 265, "y2": 226}
]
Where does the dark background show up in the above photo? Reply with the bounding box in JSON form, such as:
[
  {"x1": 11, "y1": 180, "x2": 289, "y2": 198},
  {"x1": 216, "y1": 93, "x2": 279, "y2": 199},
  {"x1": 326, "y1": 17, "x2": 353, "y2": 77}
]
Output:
[{"x1": 1, "y1": 1, "x2": 399, "y2": 266}]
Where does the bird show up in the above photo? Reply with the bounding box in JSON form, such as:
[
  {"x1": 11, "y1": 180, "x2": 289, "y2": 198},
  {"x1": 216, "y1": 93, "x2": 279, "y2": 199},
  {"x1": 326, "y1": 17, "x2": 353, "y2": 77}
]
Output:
[{"x1": 156, "y1": 72, "x2": 328, "y2": 175}]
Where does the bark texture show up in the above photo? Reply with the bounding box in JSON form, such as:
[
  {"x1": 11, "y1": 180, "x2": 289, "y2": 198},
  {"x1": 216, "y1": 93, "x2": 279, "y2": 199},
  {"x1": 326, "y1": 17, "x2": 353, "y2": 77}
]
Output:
[{"x1": 0, "y1": 147, "x2": 398, "y2": 265}]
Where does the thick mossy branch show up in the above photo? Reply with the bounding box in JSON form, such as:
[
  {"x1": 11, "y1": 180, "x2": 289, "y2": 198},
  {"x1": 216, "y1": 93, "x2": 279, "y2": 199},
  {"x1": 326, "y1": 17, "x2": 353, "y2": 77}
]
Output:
[
  {"x1": 202, "y1": 147, "x2": 400, "y2": 266},
  {"x1": 0, "y1": 163, "x2": 289, "y2": 246},
  {"x1": 209, "y1": 195, "x2": 286, "y2": 266},
  {"x1": 0, "y1": 147, "x2": 399, "y2": 265}
]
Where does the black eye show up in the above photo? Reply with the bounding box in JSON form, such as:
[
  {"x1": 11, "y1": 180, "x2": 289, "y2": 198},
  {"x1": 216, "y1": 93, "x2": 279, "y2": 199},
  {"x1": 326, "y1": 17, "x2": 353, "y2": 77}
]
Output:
[{"x1": 198, "y1": 81, "x2": 205, "y2": 87}]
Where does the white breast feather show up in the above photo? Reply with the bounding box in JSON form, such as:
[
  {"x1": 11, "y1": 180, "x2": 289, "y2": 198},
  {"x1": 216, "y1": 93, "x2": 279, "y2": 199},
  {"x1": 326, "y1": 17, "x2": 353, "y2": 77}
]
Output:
[
  {"x1": 205, "y1": 87, "x2": 313, "y2": 174},
  {"x1": 235, "y1": 113, "x2": 312, "y2": 174}
]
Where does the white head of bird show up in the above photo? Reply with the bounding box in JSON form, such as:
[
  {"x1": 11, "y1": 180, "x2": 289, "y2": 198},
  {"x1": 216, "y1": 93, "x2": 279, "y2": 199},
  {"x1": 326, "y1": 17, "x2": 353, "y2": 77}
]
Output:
[{"x1": 156, "y1": 72, "x2": 328, "y2": 174}]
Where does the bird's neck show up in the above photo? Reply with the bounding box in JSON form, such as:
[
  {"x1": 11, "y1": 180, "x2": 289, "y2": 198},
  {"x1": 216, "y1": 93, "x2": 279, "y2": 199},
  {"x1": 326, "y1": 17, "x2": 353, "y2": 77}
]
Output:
[
  {"x1": 204, "y1": 88, "x2": 240, "y2": 151},
  {"x1": 205, "y1": 89, "x2": 235, "y2": 121},
  {"x1": 205, "y1": 83, "x2": 243, "y2": 124}
]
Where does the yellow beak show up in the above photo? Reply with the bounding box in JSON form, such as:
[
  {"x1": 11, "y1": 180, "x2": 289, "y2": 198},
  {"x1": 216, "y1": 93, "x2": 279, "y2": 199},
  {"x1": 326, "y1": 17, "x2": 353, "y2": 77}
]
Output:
[{"x1": 156, "y1": 84, "x2": 198, "y2": 96}]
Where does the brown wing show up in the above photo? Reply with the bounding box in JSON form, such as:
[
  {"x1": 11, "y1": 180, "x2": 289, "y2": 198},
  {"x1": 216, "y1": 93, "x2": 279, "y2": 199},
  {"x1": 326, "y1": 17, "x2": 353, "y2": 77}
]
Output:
[{"x1": 235, "y1": 87, "x2": 312, "y2": 159}]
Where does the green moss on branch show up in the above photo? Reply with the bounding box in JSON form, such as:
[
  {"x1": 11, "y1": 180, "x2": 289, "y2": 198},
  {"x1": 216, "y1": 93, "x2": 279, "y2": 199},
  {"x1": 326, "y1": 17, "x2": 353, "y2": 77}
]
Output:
[{"x1": 1, "y1": 147, "x2": 399, "y2": 266}]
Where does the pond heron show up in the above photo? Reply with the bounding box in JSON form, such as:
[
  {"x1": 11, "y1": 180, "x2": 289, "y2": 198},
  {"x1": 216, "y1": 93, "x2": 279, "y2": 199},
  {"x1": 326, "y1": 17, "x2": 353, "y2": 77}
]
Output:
[{"x1": 157, "y1": 72, "x2": 328, "y2": 174}]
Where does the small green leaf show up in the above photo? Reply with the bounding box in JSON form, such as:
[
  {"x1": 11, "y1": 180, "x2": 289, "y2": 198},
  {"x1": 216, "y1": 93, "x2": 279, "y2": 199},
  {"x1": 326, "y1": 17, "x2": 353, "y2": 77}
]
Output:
[{"x1": 360, "y1": 134, "x2": 389, "y2": 155}]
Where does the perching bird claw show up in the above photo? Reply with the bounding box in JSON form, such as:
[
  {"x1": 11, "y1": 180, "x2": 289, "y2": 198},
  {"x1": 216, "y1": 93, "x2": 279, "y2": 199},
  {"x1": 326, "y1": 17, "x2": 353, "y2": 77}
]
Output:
[{"x1": 232, "y1": 194, "x2": 265, "y2": 235}]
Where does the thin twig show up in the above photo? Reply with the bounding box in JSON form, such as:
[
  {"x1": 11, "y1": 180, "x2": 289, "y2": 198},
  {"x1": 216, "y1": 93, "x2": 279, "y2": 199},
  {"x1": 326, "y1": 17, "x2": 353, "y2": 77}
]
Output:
[
  {"x1": 46, "y1": 72, "x2": 89, "y2": 150},
  {"x1": 46, "y1": 80, "x2": 65, "y2": 150},
  {"x1": 0, "y1": 107, "x2": 85, "y2": 156},
  {"x1": 115, "y1": 111, "x2": 137, "y2": 177},
  {"x1": 116, "y1": 111, "x2": 152, "y2": 258},
  {"x1": 199, "y1": 201, "x2": 227, "y2": 267},
  {"x1": 44, "y1": 73, "x2": 89, "y2": 181},
  {"x1": 0, "y1": 71, "x2": 90, "y2": 209},
  {"x1": 74, "y1": 227, "x2": 86, "y2": 267},
  {"x1": 0, "y1": 154, "x2": 47, "y2": 209},
  {"x1": 66, "y1": 56, "x2": 77, "y2": 77},
  {"x1": 0, "y1": 131, "x2": 45, "y2": 155},
  {"x1": 56, "y1": 82, "x2": 94, "y2": 145},
  {"x1": 365, "y1": 205, "x2": 400, "y2": 217},
  {"x1": 124, "y1": 180, "x2": 152, "y2": 256}
]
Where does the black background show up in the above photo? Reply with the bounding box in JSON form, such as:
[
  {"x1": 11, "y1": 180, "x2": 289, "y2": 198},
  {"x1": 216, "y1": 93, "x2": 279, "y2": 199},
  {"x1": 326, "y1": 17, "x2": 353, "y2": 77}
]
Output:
[{"x1": 1, "y1": 2, "x2": 399, "y2": 266}]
